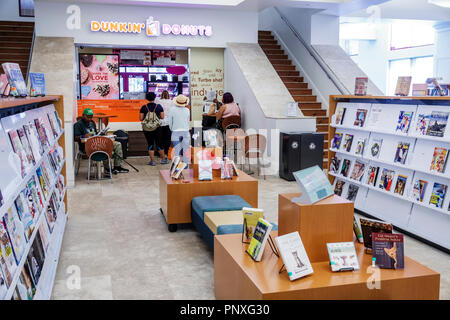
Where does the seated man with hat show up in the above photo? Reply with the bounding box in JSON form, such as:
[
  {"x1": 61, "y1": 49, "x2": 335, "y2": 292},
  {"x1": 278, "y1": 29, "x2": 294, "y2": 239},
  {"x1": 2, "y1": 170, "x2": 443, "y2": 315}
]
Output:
[{"x1": 74, "y1": 108, "x2": 129, "y2": 175}]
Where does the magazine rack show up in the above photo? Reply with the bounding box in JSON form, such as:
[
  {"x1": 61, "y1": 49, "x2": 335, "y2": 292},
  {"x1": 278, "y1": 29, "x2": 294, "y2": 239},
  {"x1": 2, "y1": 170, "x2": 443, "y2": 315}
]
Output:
[
  {"x1": 328, "y1": 95, "x2": 450, "y2": 250},
  {"x1": 0, "y1": 95, "x2": 68, "y2": 300}
]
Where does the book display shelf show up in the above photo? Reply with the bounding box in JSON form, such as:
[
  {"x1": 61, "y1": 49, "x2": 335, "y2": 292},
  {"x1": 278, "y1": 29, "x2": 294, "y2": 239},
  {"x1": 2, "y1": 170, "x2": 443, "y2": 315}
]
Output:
[
  {"x1": 328, "y1": 95, "x2": 450, "y2": 251},
  {"x1": 0, "y1": 96, "x2": 67, "y2": 300}
]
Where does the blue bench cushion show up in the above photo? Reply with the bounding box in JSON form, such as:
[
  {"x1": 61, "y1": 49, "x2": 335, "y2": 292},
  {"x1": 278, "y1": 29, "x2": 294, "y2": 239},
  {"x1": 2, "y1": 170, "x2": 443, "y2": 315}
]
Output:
[{"x1": 191, "y1": 195, "x2": 251, "y2": 221}]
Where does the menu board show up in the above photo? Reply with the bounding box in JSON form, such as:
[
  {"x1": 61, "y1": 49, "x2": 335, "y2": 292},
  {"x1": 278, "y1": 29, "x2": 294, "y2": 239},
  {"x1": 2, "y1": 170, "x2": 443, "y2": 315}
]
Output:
[{"x1": 79, "y1": 54, "x2": 120, "y2": 100}]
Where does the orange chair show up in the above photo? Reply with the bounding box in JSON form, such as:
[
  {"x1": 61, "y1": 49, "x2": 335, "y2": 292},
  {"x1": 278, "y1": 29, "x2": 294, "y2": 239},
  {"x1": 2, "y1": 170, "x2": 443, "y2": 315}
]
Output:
[
  {"x1": 85, "y1": 136, "x2": 114, "y2": 183},
  {"x1": 244, "y1": 134, "x2": 267, "y2": 180}
]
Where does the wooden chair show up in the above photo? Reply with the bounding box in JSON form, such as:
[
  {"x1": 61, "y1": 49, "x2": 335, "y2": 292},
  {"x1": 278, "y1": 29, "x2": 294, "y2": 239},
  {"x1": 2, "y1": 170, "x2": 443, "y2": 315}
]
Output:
[
  {"x1": 85, "y1": 136, "x2": 114, "y2": 184},
  {"x1": 244, "y1": 134, "x2": 267, "y2": 180}
]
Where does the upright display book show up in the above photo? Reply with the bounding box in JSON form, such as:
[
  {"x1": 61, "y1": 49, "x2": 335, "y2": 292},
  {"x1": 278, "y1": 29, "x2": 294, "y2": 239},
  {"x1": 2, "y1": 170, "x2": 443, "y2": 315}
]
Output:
[
  {"x1": 332, "y1": 132, "x2": 343, "y2": 149},
  {"x1": 372, "y1": 233, "x2": 404, "y2": 269},
  {"x1": 370, "y1": 138, "x2": 382, "y2": 158},
  {"x1": 354, "y1": 77, "x2": 368, "y2": 96},
  {"x1": 395, "y1": 76, "x2": 412, "y2": 96},
  {"x1": 0, "y1": 74, "x2": 8, "y2": 96},
  {"x1": 354, "y1": 109, "x2": 368, "y2": 127},
  {"x1": 430, "y1": 147, "x2": 448, "y2": 173},
  {"x1": 426, "y1": 111, "x2": 449, "y2": 137},
  {"x1": 171, "y1": 161, "x2": 187, "y2": 180},
  {"x1": 415, "y1": 113, "x2": 431, "y2": 136},
  {"x1": 242, "y1": 207, "x2": 264, "y2": 241},
  {"x1": 412, "y1": 179, "x2": 428, "y2": 202},
  {"x1": 220, "y1": 158, "x2": 233, "y2": 180},
  {"x1": 353, "y1": 216, "x2": 364, "y2": 243},
  {"x1": 29, "y1": 73, "x2": 46, "y2": 97},
  {"x1": 198, "y1": 159, "x2": 212, "y2": 181},
  {"x1": 14, "y1": 191, "x2": 35, "y2": 240},
  {"x1": 246, "y1": 218, "x2": 273, "y2": 262},
  {"x1": 170, "y1": 156, "x2": 180, "y2": 176},
  {"x1": 9, "y1": 130, "x2": 29, "y2": 177},
  {"x1": 346, "y1": 184, "x2": 359, "y2": 202},
  {"x1": 379, "y1": 168, "x2": 395, "y2": 191},
  {"x1": 395, "y1": 111, "x2": 413, "y2": 134},
  {"x1": 18, "y1": 128, "x2": 35, "y2": 166},
  {"x1": 366, "y1": 165, "x2": 380, "y2": 186},
  {"x1": 350, "y1": 160, "x2": 365, "y2": 182},
  {"x1": 330, "y1": 156, "x2": 341, "y2": 174},
  {"x1": 394, "y1": 142, "x2": 409, "y2": 164},
  {"x1": 327, "y1": 242, "x2": 360, "y2": 272},
  {"x1": 291, "y1": 166, "x2": 333, "y2": 204},
  {"x1": 394, "y1": 175, "x2": 407, "y2": 196},
  {"x1": 275, "y1": 231, "x2": 313, "y2": 281},
  {"x1": 340, "y1": 159, "x2": 351, "y2": 177},
  {"x1": 429, "y1": 182, "x2": 447, "y2": 208},
  {"x1": 360, "y1": 217, "x2": 393, "y2": 251},
  {"x1": 2, "y1": 63, "x2": 27, "y2": 97},
  {"x1": 355, "y1": 138, "x2": 365, "y2": 155},
  {"x1": 334, "y1": 179, "x2": 345, "y2": 196},
  {"x1": 3, "y1": 206, "x2": 26, "y2": 263},
  {"x1": 334, "y1": 107, "x2": 346, "y2": 125},
  {"x1": 343, "y1": 134, "x2": 354, "y2": 152}
]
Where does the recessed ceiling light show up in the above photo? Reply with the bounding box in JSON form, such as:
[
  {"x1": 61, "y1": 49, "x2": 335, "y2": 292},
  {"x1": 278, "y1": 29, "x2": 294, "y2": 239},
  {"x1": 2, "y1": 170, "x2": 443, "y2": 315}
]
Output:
[
  {"x1": 429, "y1": 0, "x2": 450, "y2": 8},
  {"x1": 134, "y1": 0, "x2": 245, "y2": 5}
]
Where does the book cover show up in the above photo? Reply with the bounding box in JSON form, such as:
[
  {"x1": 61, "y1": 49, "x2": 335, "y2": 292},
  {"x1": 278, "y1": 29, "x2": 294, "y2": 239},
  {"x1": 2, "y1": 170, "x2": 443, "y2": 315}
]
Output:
[
  {"x1": 395, "y1": 76, "x2": 412, "y2": 96},
  {"x1": 394, "y1": 175, "x2": 407, "y2": 196},
  {"x1": 3, "y1": 206, "x2": 26, "y2": 264},
  {"x1": 334, "y1": 179, "x2": 345, "y2": 196},
  {"x1": 242, "y1": 207, "x2": 264, "y2": 241},
  {"x1": 171, "y1": 161, "x2": 187, "y2": 180},
  {"x1": 36, "y1": 167, "x2": 49, "y2": 201},
  {"x1": 395, "y1": 111, "x2": 413, "y2": 134},
  {"x1": 415, "y1": 113, "x2": 431, "y2": 136},
  {"x1": 2, "y1": 63, "x2": 27, "y2": 97},
  {"x1": 426, "y1": 111, "x2": 449, "y2": 137},
  {"x1": 247, "y1": 218, "x2": 273, "y2": 262},
  {"x1": 38, "y1": 223, "x2": 50, "y2": 253},
  {"x1": 46, "y1": 113, "x2": 58, "y2": 139},
  {"x1": 29, "y1": 73, "x2": 46, "y2": 97},
  {"x1": 0, "y1": 74, "x2": 8, "y2": 96},
  {"x1": 19, "y1": 261, "x2": 36, "y2": 300},
  {"x1": 353, "y1": 216, "x2": 364, "y2": 243},
  {"x1": 379, "y1": 168, "x2": 395, "y2": 191},
  {"x1": 18, "y1": 128, "x2": 36, "y2": 168},
  {"x1": 44, "y1": 200, "x2": 57, "y2": 233},
  {"x1": 0, "y1": 246, "x2": 13, "y2": 288},
  {"x1": 34, "y1": 118, "x2": 51, "y2": 150},
  {"x1": 334, "y1": 107, "x2": 346, "y2": 125},
  {"x1": 360, "y1": 217, "x2": 393, "y2": 251},
  {"x1": 169, "y1": 156, "x2": 180, "y2": 176},
  {"x1": 8, "y1": 130, "x2": 29, "y2": 177},
  {"x1": 412, "y1": 179, "x2": 428, "y2": 202},
  {"x1": 220, "y1": 159, "x2": 232, "y2": 180},
  {"x1": 203, "y1": 130, "x2": 218, "y2": 148},
  {"x1": 24, "y1": 122, "x2": 44, "y2": 158},
  {"x1": 354, "y1": 109, "x2": 368, "y2": 127},
  {"x1": 198, "y1": 159, "x2": 213, "y2": 181},
  {"x1": 370, "y1": 138, "x2": 382, "y2": 158},
  {"x1": 394, "y1": 142, "x2": 410, "y2": 164},
  {"x1": 332, "y1": 132, "x2": 343, "y2": 150},
  {"x1": 327, "y1": 242, "x2": 360, "y2": 272},
  {"x1": 27, "y1": 176, "x2": 44, "y2": 213},
  {"x1": 412, "y1": 83, "x2": 428, "y2": 96},
  {"x1": 14, "y1": 191, "x2": 35, "y2": 241},
  {"x1": 330, "y1": 156, "x2": 341, "y2": 174},
  {"x1": 372, "y1": 233, "x2": 404, "y2": 269},
  {"x1": 0, "y1": 221, "x2": 17, "y2": 276},
  {"x1": 343, "y1": 134, "x2": 354, "y2": 152},
  {"x1": 0, "y1": 266, "x2": 7, "y2": 299},
  {"x1": 354, "y1": 77, "x2": 368, "y2": 96},
  {"x1": 430, "y1": 147, "x2": 448, "y2": 173},
  {"x1": 275, "y1": 231, "x2": 314, "y2": 281},
  {"x1": 346, "y1": 184, "x2": 359, "y2": 202},
  {"x1": 350, "y1": 160, "x2": 365, "y2": 182},
  {"x1": 429, "y1": 182, "x2": 447, "y2": 208},
  {"x1": 340, "y1": 159, "x2": 351, "y2": 177},
  {"x1": 366, "y1": 165, "x2": 380, "y2": 186},
  {"x1": 355, "y1": 138, "x2": 365, "y2": 156}
]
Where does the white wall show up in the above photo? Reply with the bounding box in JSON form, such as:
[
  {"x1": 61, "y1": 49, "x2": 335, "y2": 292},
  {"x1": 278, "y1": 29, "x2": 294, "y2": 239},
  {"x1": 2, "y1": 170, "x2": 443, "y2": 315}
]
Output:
[
  {"x1": 434, "y1": 21, "x2": 450, "y2": 83},
  {"x1": 310, "y1": 14, "x2": 340, "y2": 45},
  {"x1": 34, "y1": 0, "x2": 258, "y2": 48},
  {"x1": 0, "y1": 0, "x2": 34, "y2": 22}
]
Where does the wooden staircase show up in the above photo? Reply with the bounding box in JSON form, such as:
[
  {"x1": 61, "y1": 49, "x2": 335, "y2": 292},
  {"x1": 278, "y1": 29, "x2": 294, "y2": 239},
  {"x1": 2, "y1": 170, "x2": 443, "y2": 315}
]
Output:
[
  {"x1": 258, "y1": 30, "x2": 329, "y2": 168},
  {"x1": 0, "y1": 21, "x2": 34, "y2": 77}
]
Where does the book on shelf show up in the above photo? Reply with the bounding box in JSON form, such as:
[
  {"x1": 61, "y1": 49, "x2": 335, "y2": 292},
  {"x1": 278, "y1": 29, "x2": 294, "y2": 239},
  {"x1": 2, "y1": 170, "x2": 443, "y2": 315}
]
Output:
[
  {"x1": 366, "y1": 165, "x2": 380, "y2": 187},
  {"x1": 394, "y1": 142, "x2": 409, "y2": 164},
  {"x1": 334, "y1": 106, "x2": 346, "y2": 125},
  {"x1": 242, "y1": 207, "x2": 264, "y2": 241},
  {"x1": 38, "y1": 223, "x2": 50, "y2": 254},
  {"x1": 246, "y1": 218, "x2": 273, "y2": 262},
  {"x1": 354, "y1": 109, "x2": 368, "y2": 127},
  {"x1": 379, "y1": 168, "x2": 395, "y2": 192},
  {"x1": 46, "y1": 113, "x2": 59, "y2": 139},
  {"x1": 44, "y1": 198, "x2": 58, "y2": 233},
  {"x1": 368, "y1": 106, "x2": 382, "y2": 127},
  {"x1": 370, "y1": 138, "x2": 382, "y2": 158},
  {"x1": 36, "y1": 167, "x2": 50, "y2": 201},
  {"x1": 198, "y1": 159, "x2": 212, "y2": 181},
  {"x1": 372, "y1": 233, "x2": 404, "y2": 269},
  {"x1": 8, "y1": 130, "x2": 29, "y2": 178},
  {"x1": 0, "y1": 243, "x2": 13, "y2": 289},
  {"x1": 350, "y1": 160, "x2": 365, "y2": 182},
  {"x1": 353, "y1": 216, "x2": 364, "y2": 243},
  {"x1": 395, "y1": 111, "x2": 413, "y2": 134},
  {"x1": 275, "y1": 231, "x2": 313, "y2": 281},
  {"x1": 394, "y1": 175, "x2": 407, "y2": 196},
  {"x1": 327, "y1": 242, "x2": 360, "y2": 272},
  {"x1": 26, "y1": 236, "x2": 46, "y2": 286},
  {"x1": 14, "y1": 191, "x2": 35, "y2": 241},
  {"x1": 18, "y1": 261, "x2": 36, "y2": 300},
  {"x1": 171, "y1": 161, "x2": 187, "y2": 180},
  {"x1": 0, "y1": 266, "x2": 7, "y2": 299},
  {"x1": 429, "y1": 182, "x2": 447, "y2": 208},
  {"x1": 354, "y1": 77, "x2": 368, "y2": 96},
  {"x1": 412, "y1": 179, "x2": 428, "y2": 203},
  {"x1": 334, "y1": 179, "x2": 345, "y2": 196},
  {"x1": 430, "y1": 147, "x2": 448, "y2": 173},
  {"x1": 340, "y1": 159, "x2": 351, "y2": 177},
  {"x1": 415, "y1": 113, "x2": 431, "y2": 136},
  {"x1": 0, "y1": 74, "x2": 8, "y2": 96},
  {"x1": 332, "y1": 132, "x2": 343, "y2": 149},
  {"x1": 343, "y1": 134, "x2": 354, "y2": 152},
  {"x1": 346, "y1": 184, "x2": 359, "y2": 202},
  {"x1": 0, "y1": 221, "x2": 17, "y2": 276},
  {"x1": 29, "y1": 73, "x2": 46, "y2": 97},
  {"x1": 355, "y1": 138, "x2": 365, "y2": 156},
  {"x1": 2, "y1": 63, "x2": 27, "y2": 97},
  {"x1": 426, "y1": 111, "x2": 449, "y2": 138},
  {"x1": 34, "y1": 118, "x2": 51, "y2": 150},
  {"x1": 17, "y1": 128, "x2": 35, "y2": 167},
  {"x1": 360, "y1": 217, "x2": 393, "y2": 251},
  {"x1": 330, "y1": 156, "x2": 341, "y2": 174},
  {"x1": 3, "y1": 206, "x2": 26, "y2": 264},
  {"x1": 395, "y1": 76, "x2": 412, "y2": 96},
  {"x1": 412, "y1": 83, "x2": 428, "y2": 96},
  {"x1": 24, "y1": 122, "x2": 44, "y2": 158}
]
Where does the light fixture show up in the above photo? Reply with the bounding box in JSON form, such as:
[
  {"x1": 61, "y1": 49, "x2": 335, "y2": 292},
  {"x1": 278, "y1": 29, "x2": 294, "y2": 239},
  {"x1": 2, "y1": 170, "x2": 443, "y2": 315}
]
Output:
[
  {"x1": 428, "y1": 0, "x2": 450, "y2": 8},
  {"x1": 134, "y1": 0, "x2": 245, "y2": 6}
]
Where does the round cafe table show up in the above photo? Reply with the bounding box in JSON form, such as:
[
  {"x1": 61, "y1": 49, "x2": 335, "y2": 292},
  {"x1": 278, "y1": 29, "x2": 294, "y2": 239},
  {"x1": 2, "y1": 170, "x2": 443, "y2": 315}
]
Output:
[{"x1": 92, "y1": 114, "x2": 118, "y2": 132}]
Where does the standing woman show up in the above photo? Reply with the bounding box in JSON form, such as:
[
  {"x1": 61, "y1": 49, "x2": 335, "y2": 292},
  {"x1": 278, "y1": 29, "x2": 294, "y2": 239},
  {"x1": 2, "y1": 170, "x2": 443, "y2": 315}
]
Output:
[
  {"x1": 156, "y1": 90, "x2": 174, "y2": 160},
  {"x1": 169, "y1": 94, "x2": 191, "y2": 164},
  {"x1": 140, "y1": 92, "x2": 167, "y2": 166}
]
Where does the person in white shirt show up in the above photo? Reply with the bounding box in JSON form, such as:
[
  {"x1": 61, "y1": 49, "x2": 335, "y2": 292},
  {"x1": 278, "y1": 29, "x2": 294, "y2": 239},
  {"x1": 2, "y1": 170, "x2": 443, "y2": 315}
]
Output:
[
  {"x1": 169, "y1": 94, "x2": 191, "y2": 164},
  {"x1": 156, "y1": 90, "x2": 175, "y2": 160}
]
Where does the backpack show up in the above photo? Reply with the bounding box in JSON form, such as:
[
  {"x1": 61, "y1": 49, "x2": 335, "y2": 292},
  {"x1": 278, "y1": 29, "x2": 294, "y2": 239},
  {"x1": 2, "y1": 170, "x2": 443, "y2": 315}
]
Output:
[{"x1": 141, "y1": 103, "x2": 162, "y2": 132}]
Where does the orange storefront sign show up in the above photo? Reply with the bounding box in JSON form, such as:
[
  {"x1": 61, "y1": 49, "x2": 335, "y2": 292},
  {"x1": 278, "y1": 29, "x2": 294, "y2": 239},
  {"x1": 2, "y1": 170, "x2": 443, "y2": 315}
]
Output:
[{"x1": 77, "y1": 99, "x2": 148, "y2": 122}]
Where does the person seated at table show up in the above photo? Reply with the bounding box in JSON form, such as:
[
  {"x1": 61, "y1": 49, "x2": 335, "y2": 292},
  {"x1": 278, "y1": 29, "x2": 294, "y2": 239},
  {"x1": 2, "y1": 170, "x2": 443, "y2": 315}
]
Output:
[
  {"x1": 211, "y1": 92, "x2": 240, "y2": 131},
  {"x1": 202, "y1": 90, "x2": 222, "y2": 130},
  {"x1": 74, "y1": 108, "x2": 129, "y2": 174}
]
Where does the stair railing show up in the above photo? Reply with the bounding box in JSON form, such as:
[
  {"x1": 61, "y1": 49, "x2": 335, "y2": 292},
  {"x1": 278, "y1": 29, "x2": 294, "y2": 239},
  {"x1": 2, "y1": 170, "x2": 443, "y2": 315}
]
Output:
[
  {"x1": 273, "y1": 7, "x2": 349, "y2": 95},
  {"x1": 26, "y1": 26, "x2": 36, "y2": 85}
]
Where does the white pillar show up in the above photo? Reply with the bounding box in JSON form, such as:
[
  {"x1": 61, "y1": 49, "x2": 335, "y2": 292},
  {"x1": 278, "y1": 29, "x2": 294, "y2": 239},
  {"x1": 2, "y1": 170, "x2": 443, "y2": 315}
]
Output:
[{"x1": 434, "y1": 21, "x2": 450, "y2": 83}]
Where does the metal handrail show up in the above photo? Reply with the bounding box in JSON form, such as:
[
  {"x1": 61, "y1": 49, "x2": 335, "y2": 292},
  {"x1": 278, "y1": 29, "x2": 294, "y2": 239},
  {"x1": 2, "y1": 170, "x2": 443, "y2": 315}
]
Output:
[
  {"x1": 26, "y1": 25, "x2": 36, "y2": 85},
  {"x1": 273, "y1": 7, "x2": 349, "y2": 95}
]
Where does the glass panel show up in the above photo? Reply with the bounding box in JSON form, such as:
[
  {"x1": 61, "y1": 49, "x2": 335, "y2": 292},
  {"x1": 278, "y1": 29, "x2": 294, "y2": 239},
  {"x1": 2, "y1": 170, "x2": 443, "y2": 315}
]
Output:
[
  {"x1": 390, "y1": 21, "x2": 435, "y2": 50},
  {"x1": 128, "y1": 77, "x2": 145, "y2": 93}
]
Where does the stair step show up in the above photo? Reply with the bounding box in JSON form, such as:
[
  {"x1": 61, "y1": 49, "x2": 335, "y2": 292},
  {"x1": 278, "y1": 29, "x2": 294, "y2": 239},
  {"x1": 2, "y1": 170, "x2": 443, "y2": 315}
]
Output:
[
  {"x1": 0, "y1": 25, "x2": 34, "y2": 32},
  {"x1": 0, "y1": 42, "x2": 31, "y2": 49},
  {"x1": 266, "y1": 54, "x2": 288, "y2": 60},
  {"x1": 0, "y1": 48, "x2": 31, "y2": 54},
  {"x1": 300, "y1": 109, "x2": 327, "y2": 117},
  {"x1": 263, "y1": 48, "x2": 284, "y2": 55},
  {"x1": 258, "y1": 35, "x2": 275, "y2": 41},
  {"x1": 316, "y1": 116, "x2": 329, "y2": 124},
  {"x1": 0, "y1": 37, "x2": 32, "y2": 43},
  {"x1": 0, "y1": 21, "x2": 34, "y2": 27},
  {"x1": 258, "y1": 30, "x2": 272, "y2": 35},
  {"x1": 299, "y1": 102, "x2": 322, "y2": 109},
  {"x1": 274, "y1": 65, "x2": 296, "y2": 71},
  {"x1": 260, "y1": 44, "x2": 281, "y2": 50},
  {"x1": 280, "y1": 76, "x2": 304, "y2": 83},
  {"x1": 288, "y1": 88, "x2": 312, "y2": 95},
  {"x1": 284, "y1": 81, "x2": 307, "y2": 88},
  {"x1": 316, "y1": 124, "x2": 329, "y2": 133},
  {"x1": 293, "y1": 95, "x2": 317, "y2": 102},
  {"x1": 277, "y1": 70, "x2": 300, "y2": 77},
  {"x1": 0, "y1": 53, "x2": 30, "y2": 60},
  {"x1": 0, "y1": 31, "x2": 34, "y2": 37},
  {"x1": 258, "y1": 39, "x2": 278, "y2": 45},
  {"x1": 269, "y1": 59, "x2": 291, "y2": 65}
]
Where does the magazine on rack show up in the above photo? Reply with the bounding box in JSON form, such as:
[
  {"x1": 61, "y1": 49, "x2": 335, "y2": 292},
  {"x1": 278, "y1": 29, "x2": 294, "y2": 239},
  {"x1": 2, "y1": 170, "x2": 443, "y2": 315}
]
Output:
[
  {"x1": 340, "y1": 159, "x2": 351, "y2": 177},
  {"x1": 242, "y1": 207, "x2": 264, "y2": 241},
  {"x1": 334, "y1": 179, "x2": 345, "y2": 196},
  {"x1": 334, "y1": 107, "x2": 346, "y2": 125},
  {"x1": 332, "y1": 132, "x2": 343, "y2": 150},
  {"x1": 17, "y1": 128, "x2": 35, "y2": 166},
  {"x1": 355, "y1": 138, "x2": 365, "y2": 155},
  {"x1": 346, "y1": 184, "x2": 359, "y2": 202},
  {"x1": 343, "y1": 134, "x2": 354, "y2": 152},
  {"x1": 330, "y1": 156, "x2": 341, "y2": 174},
  {"x1": 3, "y1": 206, "x2": 26, "y2": 263},
  {"x1": 412, "y1": 179, "x2": 428, "y2": 202},
  {"x1": 9, "y1": 130, "x2": 29, "y2": 177},
  {"x1": 379, "y1": 168, "x2": 395, "y2": 192},
  {"x1": 2, "y1": 62, "x2": 27, "y2": 97},
  {"x1": 350, "y1": 160, "x2": 365, "y2": 182},
  {"x1": 394, "y1": 142, "x2": 410, "y2": 164},
  {"x1": 14, "y1": 191, "x2": 35, "y2": 241},
  {"x1": 430, "y1": 147, "x2": 448, "y2": 173},
  {"x1": 370, "y1": 138, "x2": 382, "y2": 158},
  {"x1": 429, "y1": 182, "x2": 447, "y2": 208},
  {"x1": 366, "y1": 165, "x2": 380, "y2": 186},
  {"x1": 415, "y1": 113, "x2": 431, "y2": 136},
  {"x1": 426, "y1": 111, "x2": 449, "y2": 137},
  {"x1": 354, "y1": 109, "x2": 368, "y2": 127},
  {"x1": 394, "y1": 175, "x2": 407, "y2": 196},
  {"x1": 395, "y1": 111, "x2": 413, "y2": 134}
]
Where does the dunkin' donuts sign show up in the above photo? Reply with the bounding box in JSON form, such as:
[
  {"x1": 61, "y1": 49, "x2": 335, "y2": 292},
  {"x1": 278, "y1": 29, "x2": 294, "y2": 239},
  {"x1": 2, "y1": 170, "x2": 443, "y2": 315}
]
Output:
[{"x1": 90, "y1": 16, "x2": 213, "y2": 37}]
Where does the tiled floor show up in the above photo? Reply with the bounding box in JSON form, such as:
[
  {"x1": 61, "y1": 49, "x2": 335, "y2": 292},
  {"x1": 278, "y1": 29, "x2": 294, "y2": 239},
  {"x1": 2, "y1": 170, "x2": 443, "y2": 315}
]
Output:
[{"x1": 52, "y1": 158, "x2": 450, "y2": 300}]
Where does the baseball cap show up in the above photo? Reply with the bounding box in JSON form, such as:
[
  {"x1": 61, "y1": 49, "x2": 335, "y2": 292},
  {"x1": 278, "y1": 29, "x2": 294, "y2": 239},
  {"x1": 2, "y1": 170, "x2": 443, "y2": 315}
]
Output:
[{"x1": 83, "y1": 108, "x2": 94, "y2": 116}]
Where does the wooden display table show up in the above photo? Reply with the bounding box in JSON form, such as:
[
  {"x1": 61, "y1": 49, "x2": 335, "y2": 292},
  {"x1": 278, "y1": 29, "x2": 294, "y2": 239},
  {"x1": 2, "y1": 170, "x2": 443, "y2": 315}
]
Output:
[
  {"x1": 214, "y1": 232, "x2": 440, "y2": 300},
  {"x1": 278, "y1": 193, "x2": 354, "y2": 262},
  {"x1": 159, "y1": 169, "x2": 257, "y2": 232}
]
